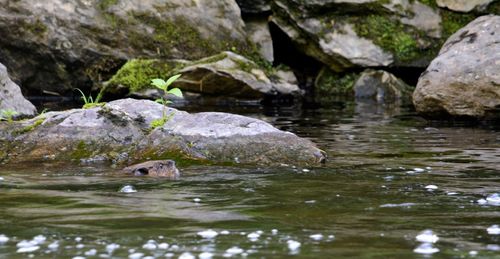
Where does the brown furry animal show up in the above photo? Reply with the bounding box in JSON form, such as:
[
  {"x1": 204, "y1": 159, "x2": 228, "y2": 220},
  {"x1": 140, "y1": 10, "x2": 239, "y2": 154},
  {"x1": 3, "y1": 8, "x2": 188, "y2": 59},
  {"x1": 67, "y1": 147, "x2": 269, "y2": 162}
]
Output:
[{"x1": 123, "y1": 160, "x2": 180, "y2": 178}]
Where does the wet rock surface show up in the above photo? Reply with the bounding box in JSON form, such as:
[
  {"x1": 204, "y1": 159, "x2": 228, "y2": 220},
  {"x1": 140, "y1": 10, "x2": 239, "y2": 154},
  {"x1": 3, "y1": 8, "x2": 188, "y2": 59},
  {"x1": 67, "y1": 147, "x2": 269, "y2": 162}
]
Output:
[
  {"x1": 413, "y1": 15, "x2": 500, "y2": 120},
  {"x1": 0, "y1": 99, "x2": 325, "y2": 166},
  {"x1": 0, "y1": 63, "x2": 36, "y2": 118},
  {"x1": 436, "y1": 0, "x2": 496, "y2": 12},
  {"x1": 122, "y1": 160, "x2": 180, "y2": 178}
]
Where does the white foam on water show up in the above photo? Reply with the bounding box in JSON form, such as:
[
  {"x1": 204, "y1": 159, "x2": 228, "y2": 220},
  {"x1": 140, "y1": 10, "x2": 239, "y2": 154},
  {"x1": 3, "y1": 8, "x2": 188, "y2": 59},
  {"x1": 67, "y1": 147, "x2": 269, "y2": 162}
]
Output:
[
  {"x1": 477, "y1": 199, "x2": 488, "y2": 205},
  {"x1": 413, "y1": 168, "x2": 425, "y2": 173},
  {"x1": 220, "y1": 230, "x2": 230, "y2": 235},
  {"x1": 128, "y1": 252, "x2": 144, "y2": 259},
  {"x1": 143, "y1": 256, "x2": 155, "y2": 259},
  {"x1": 158, "y1": 243, "x2": 169, "y2": 249},
  {"x1": 0, "y1": 234, "x2": 9, "y2": 243},
  {"x1": 469, "y1": 250, "x2": 478, "y2": 256},
  {"x1": 416, "y1": 230, "x2": 439, "y2": 243},
  {"x1": 142, "y1": 240, "x2": 157, "y2": 250},
  {"x1": 0, "y1": 177, "x2": 4, "y2": 181},
  {"x1": 302, "y1": 169, "x2": 310, "y2": 173},
  {"x1": 380, "y1": 203, "x2": 416, "y2": 208},
  {"x1": 33, "y1": 235, "x2": 46, "y2": 244},
  {"x1": 199, "y1": 252, "x2": 214, "y2": 259},
  {"x1": 447, "y1": 192, "x2": 458, "y2": 195},
  {"x1": 413, "y1": 243, "x2": 439, "y2": 254},
  {"x1": 85, "y1": 249, "x2": 97, "y2": 256},
  {"x1": 197, "y1": 230, "x2": 218, "y2": 239},
  {"x1": 105, "y1": 243, "x2": 120, "y2": 254},
  {"x1": 247, "y1": 232, "x2": 260, "y2": 242},
  {"x1": 425, "y1": 185, "x2": 438, "y2": 190},
  {"x1": 75, "y1": 237, "x2": 83, "y2": 242},
  {"x1": 48, "y1": 241, "x2": 59, "y2": 250},
  {"x1": 271, "y1": 229, "x2": 278, "y2": 235},
  {"x1": 486, "y1": 244, "x2": 500, "y2": 251},
  {"x1": 17, "y1": 246, "x2": 40, "y2": 253},
  {"x1": 193, "y1": 198, "x2": 201, "y2": 203},
  {"x1": 486, "y1": 193, "x2": 500, "y2": 205},
  {"x1": 165, "y1": 252, "x2": 175, "y2": 257},
  {"x1": 119, "y1": 185, "x2": 137, "y2": 193},
  {"x1": 309, "y1": 234, "x2": 323, "y2": 241},
  {"x1": 305, "y1": 200, "x2": 316, "y2": 204},
  {"x1": 287, "y1": 240, "x2": 301, "y2": 252},
  {"x1": 487, "y1": 225, "x2": 500, "y2": 235},
  {"x1": 76, "y1": 244, "x2": 85, "y2": 249},
  {"x1": 17, "y1": 240, "x2": 38, "y2": 248},
  {"x1": 72, "y1": 256, "x2": 85, "y2": 259},
  {"x1": 225, "y1": 246, "x2": 244, "y2": 255},
  {"x1": 179, "y1": 252, "x2": 195, "y2": 259}
]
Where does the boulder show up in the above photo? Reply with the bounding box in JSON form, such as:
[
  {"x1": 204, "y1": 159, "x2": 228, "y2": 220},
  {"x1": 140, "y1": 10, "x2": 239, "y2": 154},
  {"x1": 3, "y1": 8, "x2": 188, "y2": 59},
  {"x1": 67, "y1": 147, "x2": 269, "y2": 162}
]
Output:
[
  {"x1": 107, "y1": 52, "x2": 302, "y2": 98},
  {"x1": 0, "y1": 63, "x2": 37, "y2": 118},
  {"x1": 0, "y1": 98, "x2": 325, "y2": 166},
  {"x1": 0, "y1": 0, "x2": 248, "y2": 95},
  {"x1": 436, "y1": 0, "x2": 496, "y2": 12},
  {"x1": 413, "y1": 15, "x2": 500, "y2": 120},
  {"x1": 246, "y1": 18, "x2": 275, "y2": 63},
  {"x1": 354, "y1": 69, "x2": 413, "y2": 104},
  {"x1": 270, "y1": 0, "x2": 442, "y2": 70}
]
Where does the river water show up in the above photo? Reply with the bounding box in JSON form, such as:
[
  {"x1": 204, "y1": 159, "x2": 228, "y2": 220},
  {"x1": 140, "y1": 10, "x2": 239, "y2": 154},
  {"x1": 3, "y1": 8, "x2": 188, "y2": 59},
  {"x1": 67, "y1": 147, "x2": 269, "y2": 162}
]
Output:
[{"x1": 0, "y1": 101, "x2": 499, "y2": 258}]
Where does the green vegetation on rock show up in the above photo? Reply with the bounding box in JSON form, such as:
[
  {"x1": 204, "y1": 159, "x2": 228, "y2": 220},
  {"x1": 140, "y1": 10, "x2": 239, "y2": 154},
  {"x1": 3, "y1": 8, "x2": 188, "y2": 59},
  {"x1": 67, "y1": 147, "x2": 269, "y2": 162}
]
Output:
[
  {"x1": 440, "y1": 11, "x2": 476, "y2": 38},
  {"x1": 352, "y1": 15, "x2": 420, "y2": 62},
  {"x1": 15, "y1": 118, "x2": 45, "y2": 135},
  {"x1": 315, "y1": 68, "x2": 359, "y2": 103}
]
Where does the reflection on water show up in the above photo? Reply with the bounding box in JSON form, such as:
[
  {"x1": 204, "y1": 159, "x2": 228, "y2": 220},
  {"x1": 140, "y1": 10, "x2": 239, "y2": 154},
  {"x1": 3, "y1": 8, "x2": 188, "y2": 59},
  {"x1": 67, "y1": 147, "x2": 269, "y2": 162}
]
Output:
[{"x1": 0, "y1": 101, "x2": 499, "y2": 258}]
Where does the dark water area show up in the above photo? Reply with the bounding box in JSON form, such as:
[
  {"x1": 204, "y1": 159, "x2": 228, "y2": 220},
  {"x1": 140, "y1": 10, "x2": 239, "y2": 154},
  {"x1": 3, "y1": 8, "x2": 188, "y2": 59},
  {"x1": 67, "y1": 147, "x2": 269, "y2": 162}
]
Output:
[{"x1": 1, "y1": 100, "x2": 499, "y2": 258}]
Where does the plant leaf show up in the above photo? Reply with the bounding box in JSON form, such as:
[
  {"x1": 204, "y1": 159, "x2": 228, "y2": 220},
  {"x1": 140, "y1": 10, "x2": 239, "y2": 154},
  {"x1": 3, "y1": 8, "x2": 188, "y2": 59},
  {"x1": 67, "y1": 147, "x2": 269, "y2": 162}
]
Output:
[
  {"x1": 151, "y1": 78, "x2": 167, "y2": 90},
  {"x1": 165, "y1": 74, "x2": 182, "y2": 88},
  {"x1": 167, "y1": 88, "x2": 183, "y2": 98},
  {"x1": 74, "y1": 88, "x2": 88, "y2": 104},
  {"x1": 154, "y1": 98, "x2": 164, "y2": 104}
]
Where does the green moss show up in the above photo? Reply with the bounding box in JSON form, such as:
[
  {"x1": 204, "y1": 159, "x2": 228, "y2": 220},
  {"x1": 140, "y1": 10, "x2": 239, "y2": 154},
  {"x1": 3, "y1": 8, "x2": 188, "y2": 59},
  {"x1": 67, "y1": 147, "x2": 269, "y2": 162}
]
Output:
[
  {"x1": 315, "y1": 68, "x2": 359, "y2": 103},
  {"x1": 107, "y1": 59, "x2": 178, "y2": 92},
  {"x1": 417, "y1": 0, "x2": 438, "y2": 8},
  {"x1": 352, "y1": 15, "x2": 420, "y2": 62},
  {"x1": 21, "y1": 19, "x2": 48, "y2": 37},
  {"x1": 14, "y1": 118, "x2": 45, "y2": 135},
  {"x1": 71, "y1": 141, "x2": 94, "y2": 160},
  {"x1": 440, "y1": 11, "x2": 476, "y2": 38},
  {"x1": 97, "y1": 0, "x2": 119, "y2": 10}
]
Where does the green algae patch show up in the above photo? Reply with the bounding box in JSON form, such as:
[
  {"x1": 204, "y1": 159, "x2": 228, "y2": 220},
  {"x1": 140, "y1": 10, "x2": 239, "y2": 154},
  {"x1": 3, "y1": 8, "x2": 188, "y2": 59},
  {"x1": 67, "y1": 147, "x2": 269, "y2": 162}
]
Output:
[
  {"x1": 440, "y1": 11, "x2": 476, "y2": 38},
  {"x1": 14, "y1": 117, "x2": 45, "y2": 135},
  {"x1": 71, "y1": 141, "x2": 95, "y2": 160}
]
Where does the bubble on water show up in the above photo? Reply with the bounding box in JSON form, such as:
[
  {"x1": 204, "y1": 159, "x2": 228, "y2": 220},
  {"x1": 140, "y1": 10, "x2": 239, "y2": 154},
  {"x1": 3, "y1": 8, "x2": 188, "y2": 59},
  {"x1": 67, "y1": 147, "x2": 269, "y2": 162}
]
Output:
[
  {"x1": 193, "y1": 198, "x2": 201, "y2": 203},
  {"x1": 247, "y1": 232, "x2": 260, "y2": 241},
  {"x1": 413, "y1": 243, "x2": 439, "y2": 254},
  {"x1": 225, "y1": 246, "x2": 244, "y2": 256},
  {"x1": 220, "y1": 230, "x2": 230, "y2": 235},
  {"x1": 76, "y1": 244, "x2": 85, "y2": 249},
  {"x1": 105, "y1": 243, "x2": 120, "y2": 254},
  {"x1": 447, "y1": 192, "x2": 458, "y2": 195},
  {"x1": 72, "y1": 256, "x2": 85, "y2": 259},
  {"x1": 142, "y1": 240, "x2": 157, "y2": 250},
  {"x1": 0, "y1": 234, "x2": 9, "y2": 243},
  {"x1": 158, "y1": 243, "x2": 169, "y2": 249},
  {"x1": 48, "y1": 241, "x2": 59, "y2": 250},
  {"x1": 425, "y1": 185, "x2": 438, "y2": 190},
  {"x1": 416, "y1": 230, "x2": 439, "y2": 243},
  {"x1": 179, "y1": 252, "x2": 195, "y2": 259},
  {"x1": 199, "y1": 252, "x2": 214, "y2": 259},
  {"x1": 119, "y1": 185, "x2": 137, "y2": 193},
  {"x1": 309, "y1": 234, "x2": 323, "y2": 241},
  {"x1": 197, "y1": 229, "x2": 218, "y2": 239},
  {"x1": 328, "y1": 235, "x2": 335, "y2": 240},
  {"x1": 305, "y1": 200, "x2": 316, "y2": 204},
  {"x1": 165, "y1": 252, "x2": 175, "y2": 257},
  {"x1": 128, "y1": 252, "x2": 144, "y2": 259},
  {"x1": 17, "y1": 240, "x2": 38, "y2": 248},
  {"x1": 383, "y1": 176, "x2": 394, "y2": 181},
  {"x1": 75, "y1": 237, "x2": 83, "y2": 243},
  {"x1": 425, "y1": 167, "x2": 432, "y2": 170},
  {"x1": 287, "y1": 240, "x2": 301, "y2": 253},
  {"x1": 302, "y1": 169, "x2": 310, "y2": 173},
  {"x1": 271, "y1": 229, "x2": 278, "y2": 235},
  {"x1": 0, "y1": 177, "x2": 4, "y2": 181},
  {"x1": 413, "y1": 168, "x2": 425, "y2": 173},
  {"x1": 487, "y1": 225, "x2": 500, "y2": 235},
  {"x1": 469, "y1": 250, "x2": 478, "y2": 256},
  {"x1": 143, "y1": 256, "x2": 155, "y2": 259},
  {"x1": 169, "y1": 244, "x2": 179, "y2": 251},
  {"x1": 17, "y1": 245, "x2": 40, "y2": 253},
  {"x1": 85, "y1": 249, "x2": 97, "y2": 256},
  {"x1": 486, "y1": 193, "x2": 500, "y2": 205}
]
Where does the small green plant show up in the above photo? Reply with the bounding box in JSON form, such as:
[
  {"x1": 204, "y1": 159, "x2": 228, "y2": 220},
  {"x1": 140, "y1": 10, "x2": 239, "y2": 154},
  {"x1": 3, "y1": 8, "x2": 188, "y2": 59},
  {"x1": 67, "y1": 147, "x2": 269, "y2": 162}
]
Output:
[
  {"x1": 0, "y1": 109, "x2": 19, "y2": 123},
  {"x1": 75, "y1": 88, "x2": 106, "y2": 109},
  {"x1": 150, "y1": 74, "x2": 183, "y2": 129}
]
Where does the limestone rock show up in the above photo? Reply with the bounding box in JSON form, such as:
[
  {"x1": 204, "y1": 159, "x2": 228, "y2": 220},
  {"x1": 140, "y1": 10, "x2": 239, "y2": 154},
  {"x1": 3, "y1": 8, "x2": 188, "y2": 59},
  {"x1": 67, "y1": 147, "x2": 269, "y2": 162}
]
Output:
[
  {"x1": 354, "y1": 69, "x2": 413, "y2": 104},
  {"x1": 0, "y1": 0, "x2": 248, "y2": 94},
  {"x1": 413, "y1": 15, "x2": 500, "y2": 120},
  {"x1": 246, "y1": 18, "x2": 275, "y2": 63},
  {"x1": 0, "y1": 99, "x2": 325, "y2": 166},
  {"x1": 436, "y1": 0, "x2": 496, "y2": 12},
  {"x1": 0, "y1": 63, "x2": 36, "y2": 118}
]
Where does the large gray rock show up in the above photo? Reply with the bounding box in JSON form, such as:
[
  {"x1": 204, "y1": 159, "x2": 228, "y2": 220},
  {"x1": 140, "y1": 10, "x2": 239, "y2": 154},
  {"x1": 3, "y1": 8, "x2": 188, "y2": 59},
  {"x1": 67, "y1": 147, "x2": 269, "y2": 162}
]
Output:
[
  {"x1": 0, "y1": 99, "x2": 325, "y2": 165},
  {"x1": 246, "y1": 18, "x2": 275, "y2": 63},
  {"x1": 0, "y1": 0, "x2": 248, "y2": 94},
  {"x1": 271, "y1": 0, "x2": 442, "y2": 70},
  {"x1": 413, "y1": 15, "x2": 500, "y2": 120},
  {"x1": 436, "y1": 0, "x2": 496, "y2": 12},
  {"x1": 0, "y1": 63, "x2": 36, "y2": 118},
  {"x1": 354, "y1": 69, "x2": 413, "y2": 104}
]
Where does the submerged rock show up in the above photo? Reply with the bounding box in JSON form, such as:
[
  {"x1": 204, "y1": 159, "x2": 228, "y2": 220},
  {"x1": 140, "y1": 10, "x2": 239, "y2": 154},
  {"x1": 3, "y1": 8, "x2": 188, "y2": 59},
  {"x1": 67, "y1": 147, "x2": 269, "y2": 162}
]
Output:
[
  {"x1": 0, "y1": 63, "x2": 36, "y2": 118},
  {"x1": 0, "y1": 99, "x2": 325, "y2": 166},
  {"x1": 354, "y1": 69, "x2": 413, "y2": 104},
  {"x1": 0, "y1": 0, "x2": 248, "y2": 95},
  {"x1": 413, "y1": 15, "x2": 500, "y2": 120}
]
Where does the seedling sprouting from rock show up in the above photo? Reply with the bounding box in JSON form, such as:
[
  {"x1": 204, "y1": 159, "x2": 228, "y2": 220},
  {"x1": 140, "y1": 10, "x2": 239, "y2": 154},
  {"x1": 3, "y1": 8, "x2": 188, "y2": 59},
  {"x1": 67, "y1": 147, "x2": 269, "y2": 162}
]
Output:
[
  {"x1": 150, "y1": 74, "x2": 183, "y2": 129},
  {"x1": 0, "y1": 109, "x2": 18, "y2": 123}
]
